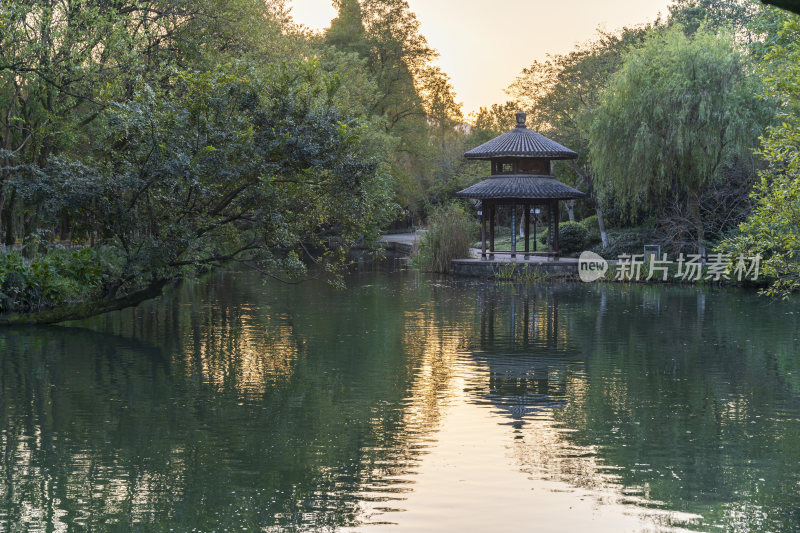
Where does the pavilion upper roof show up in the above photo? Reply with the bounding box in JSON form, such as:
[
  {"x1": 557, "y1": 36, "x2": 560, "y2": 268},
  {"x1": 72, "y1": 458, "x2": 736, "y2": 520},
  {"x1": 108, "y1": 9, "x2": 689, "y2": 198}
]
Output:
[{"x1": 464, "y1": 113, "x2": 578, "y2": 160}]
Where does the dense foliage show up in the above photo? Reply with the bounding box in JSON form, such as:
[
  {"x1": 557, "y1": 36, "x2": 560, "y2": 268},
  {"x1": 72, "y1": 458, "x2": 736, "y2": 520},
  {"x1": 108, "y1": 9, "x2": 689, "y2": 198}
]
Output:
[
  {"x1": 588, "y1": 25, "x2": 771, "y2": 256},
  {"x1": 588, "y1": 228, "x2": 660, "y2": 260},
  {"x1": 0, "y1": 248, "x2": 115, "y2": 313},
  {"x1": 720, "y1": 12, "x2": 800, "y2": 297},
  {"x1": 505, "y1": 0, "x2": 800, "y2": 295}
]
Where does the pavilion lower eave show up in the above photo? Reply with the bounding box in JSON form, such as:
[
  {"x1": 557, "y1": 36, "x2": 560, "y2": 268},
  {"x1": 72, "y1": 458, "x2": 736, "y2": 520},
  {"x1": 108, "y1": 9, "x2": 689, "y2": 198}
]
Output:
[
  {"x1": 456, "y1": 175, "x2": 585, "y2": 260},
  {"x1": 455, "y1": 175, "x2": 584, "y2": 200}
]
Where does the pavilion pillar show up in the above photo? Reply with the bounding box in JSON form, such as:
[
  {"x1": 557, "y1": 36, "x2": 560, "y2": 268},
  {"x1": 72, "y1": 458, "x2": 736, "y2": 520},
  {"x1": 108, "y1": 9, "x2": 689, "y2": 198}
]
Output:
[
  {"x1": 524, "y1": 204, "x2": 530, "y2": 259},
  {"x1": 548, "y1": 200, "x2": 555, "y2": 256},
  {"x1": 489, "y1": 202, "x2": 495, "y2": 260},
  {"x1": 510, "y1": 204, "x2": 516, "y2": 259},
  {"x1": 554, "y1": 200, "x2": 560, "y2": 259},
  {"x1": 480, "y1": 204, "x2": 487, "y2": 259}
]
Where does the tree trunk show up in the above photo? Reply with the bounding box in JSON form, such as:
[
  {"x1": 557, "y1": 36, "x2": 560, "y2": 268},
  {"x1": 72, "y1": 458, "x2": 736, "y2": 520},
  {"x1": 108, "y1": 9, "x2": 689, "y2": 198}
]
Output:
[
  {"x1": 0, "y1": 278, "x2": 173, "y2": 325},
  {"x1": 1, "y1": 82, "x2": 18, "y2": 242},
  {"x1": 563, "y1": 200, "x2": 575, "y2": 222},
  {"x1": 568, "y1": 160, "x2": 607, "y2": 247},
  {"x1": 3, "y1": 189, "x2": 15, "y2": 246},
  {"x1": 59, "y1": 210, "x2": 70, "y2": 242},
  {"x1": 687, "y1": 191, "x2": 705, "y2": 257},
  {"x1": 0, "y1": 187, "x2": 5, "y2": 243},
  {"x1": 596, "y1": 206, "x2": 609, "y2": 249}
]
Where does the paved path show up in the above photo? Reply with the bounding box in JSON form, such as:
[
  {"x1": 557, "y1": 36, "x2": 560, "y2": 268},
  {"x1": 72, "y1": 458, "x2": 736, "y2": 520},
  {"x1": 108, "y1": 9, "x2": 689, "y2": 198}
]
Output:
[
  {"x1": 379, "y1": 232, "x2": 421, "y2": 246},
  {"x1": 380, "y1": 234, "x2": 581, "y2": 262},
  {"x1": 461, "y1": 252, "x2": 579, "y2": 263}
]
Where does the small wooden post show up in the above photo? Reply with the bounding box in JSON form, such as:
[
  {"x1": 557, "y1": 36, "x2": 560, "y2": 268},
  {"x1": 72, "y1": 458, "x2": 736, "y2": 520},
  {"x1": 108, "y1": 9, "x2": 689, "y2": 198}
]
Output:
[
  {"x1": 489, "y1": 202, "x2": 495, "y2": 260},
  {"x1": 524, "y1": 203, "x2": 530, "y2": 259},
  {"x1": 480, "y1": 203, "x2": 487, "y2": 259}
]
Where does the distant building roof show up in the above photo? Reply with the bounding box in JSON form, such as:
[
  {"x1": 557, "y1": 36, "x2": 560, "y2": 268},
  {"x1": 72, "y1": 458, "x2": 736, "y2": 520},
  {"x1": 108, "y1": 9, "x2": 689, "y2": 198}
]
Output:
[
  {"x1": 464, "y1": 112, "x2": 578, "y2": 160},
  {"x1": 456, "y1": 175, "x2": 585, "y2": 200}
]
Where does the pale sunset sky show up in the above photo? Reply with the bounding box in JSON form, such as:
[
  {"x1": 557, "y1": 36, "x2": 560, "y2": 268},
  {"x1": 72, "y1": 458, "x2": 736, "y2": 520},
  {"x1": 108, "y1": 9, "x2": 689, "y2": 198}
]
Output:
[{"x1": 288, "y1": 0, "x2": 674, "y2": 117}]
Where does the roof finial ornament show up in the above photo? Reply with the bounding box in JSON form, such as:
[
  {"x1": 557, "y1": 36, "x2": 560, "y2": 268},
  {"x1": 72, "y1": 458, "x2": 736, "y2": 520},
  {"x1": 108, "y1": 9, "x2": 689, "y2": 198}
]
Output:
[{"x1": 515, "y1": 112, "x2": 527, "y2": 128}]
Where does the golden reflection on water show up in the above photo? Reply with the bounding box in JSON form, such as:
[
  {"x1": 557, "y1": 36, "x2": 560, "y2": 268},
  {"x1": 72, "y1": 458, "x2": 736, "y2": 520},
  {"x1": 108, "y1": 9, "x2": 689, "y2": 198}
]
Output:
[
  {"x1": 352, "y1": 286, "x2": 703, "y2": 532},
  {"x1": 170, "y1": 280, "x2": 706, "y2": 530},
  {"x1": 397, "y1": 308, "x2": 466, "y2": 430},
  {"x1": 182, "y1": 308, "x2": 301, "y2": 396}
]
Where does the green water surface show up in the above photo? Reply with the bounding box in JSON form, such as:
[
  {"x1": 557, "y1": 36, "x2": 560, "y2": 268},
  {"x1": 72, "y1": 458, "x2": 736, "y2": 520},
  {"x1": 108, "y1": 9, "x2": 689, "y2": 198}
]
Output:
[{"x1": 1, "y1": 270, "x2": 799, "y2": 531}]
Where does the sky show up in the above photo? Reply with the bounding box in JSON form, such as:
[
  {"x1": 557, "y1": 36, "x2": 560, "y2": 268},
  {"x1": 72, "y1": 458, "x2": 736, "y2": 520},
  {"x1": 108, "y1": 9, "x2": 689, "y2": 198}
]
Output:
[{"x1": 288, "y1": 0, "x2": 674, "y2": 117}]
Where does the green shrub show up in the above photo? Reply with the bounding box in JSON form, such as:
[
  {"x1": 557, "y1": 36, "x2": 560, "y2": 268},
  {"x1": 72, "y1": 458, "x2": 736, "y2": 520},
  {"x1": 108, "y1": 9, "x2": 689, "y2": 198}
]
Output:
[
  {"x1": 0, "y1": 253, "x2": 35, "y2": 313},
  {"x1": 0, "y1": 247, "x2": 116, "y2": 314},
  {"x1": 588, "y1": 227, "x2": 658, "y2": 259},
  {"x1": 558, "y1": 222, "x2": 590, "y2": 254},
  {"x1": 580, "y1": 215, "x2": 601, "y2": 243},
  {"x1": 412, "y1": 202, "x2": 476, "y2": 273},
  {"x1": 538, "y1": 221, "x2": 590, "y2": 255}
]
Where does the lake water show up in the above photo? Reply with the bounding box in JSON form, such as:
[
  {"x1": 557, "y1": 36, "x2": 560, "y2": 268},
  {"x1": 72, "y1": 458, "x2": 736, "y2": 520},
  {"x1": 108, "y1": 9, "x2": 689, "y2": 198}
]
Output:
[{"x1": 2, "y1": 269, "x2": 800, "y2": 532}]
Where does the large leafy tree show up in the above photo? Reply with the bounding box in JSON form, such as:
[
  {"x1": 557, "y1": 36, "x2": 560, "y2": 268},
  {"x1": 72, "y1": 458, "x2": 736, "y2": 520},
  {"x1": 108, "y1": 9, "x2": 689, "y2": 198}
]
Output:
[
  {"x1": 588, "y1": 25, "x2": 771, "y2": 256},
  {"x1": 323, "y1": 0, "x2": 464, "y2": 217},
  {"x1": 325, "y1": 0, "x2": 371, "y2": 59},
  {"x1": 2, "y1": 62, "x2": 395, "y2": 323},
  {"x1": 0, "y1": 0, "x2": 293, "y2": 244},
  {"x1": 721, "y1": 10, "x2": 800, "y2": 296},
  {"x1": 359, "y1": 0, "x2": 435, "y2": 130},
  {"x1": 670, "y1": 0, "x2": 764, "y2": 38},
  {"x1": 0, "y1": 0, "x2": 400, "y2": 322},
  {"x1": 471, "y1": 102, "x2": 518, "y2": 137}
]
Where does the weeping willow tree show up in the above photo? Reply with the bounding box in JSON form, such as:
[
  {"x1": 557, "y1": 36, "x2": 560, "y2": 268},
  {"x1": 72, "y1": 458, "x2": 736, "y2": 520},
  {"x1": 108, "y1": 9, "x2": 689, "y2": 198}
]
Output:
[{"x1": 588, "y1": 25, "x2": 772, "y2": 255}]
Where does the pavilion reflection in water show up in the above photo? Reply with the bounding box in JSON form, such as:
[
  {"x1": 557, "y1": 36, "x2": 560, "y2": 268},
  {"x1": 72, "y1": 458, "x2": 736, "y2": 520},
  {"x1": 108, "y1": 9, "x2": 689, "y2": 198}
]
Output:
[{"x1": 470, "y1": 285, "x2": 581, "y2": 427}]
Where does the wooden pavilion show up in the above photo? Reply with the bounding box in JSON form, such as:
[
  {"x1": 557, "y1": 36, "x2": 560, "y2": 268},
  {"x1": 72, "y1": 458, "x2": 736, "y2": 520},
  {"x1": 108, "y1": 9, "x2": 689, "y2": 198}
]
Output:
[{"x1": 456, "y1": 112, "x2": 584, "y2": 259}]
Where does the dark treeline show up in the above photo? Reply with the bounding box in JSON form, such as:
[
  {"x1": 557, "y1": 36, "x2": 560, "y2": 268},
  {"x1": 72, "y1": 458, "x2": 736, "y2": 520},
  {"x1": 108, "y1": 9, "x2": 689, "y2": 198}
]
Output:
[
  {"x1": 0, "y1": 0, "x2": 485, "y2": 321},
  {"x1": 1, "y1": 0, "x2": 800, "y2": 321}
]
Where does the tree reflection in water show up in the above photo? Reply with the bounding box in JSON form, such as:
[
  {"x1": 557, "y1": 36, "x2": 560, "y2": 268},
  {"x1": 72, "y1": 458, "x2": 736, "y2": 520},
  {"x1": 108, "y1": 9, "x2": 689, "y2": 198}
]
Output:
[{"x1": 1, "y1": 271, "x2": 800, "y2": 531}]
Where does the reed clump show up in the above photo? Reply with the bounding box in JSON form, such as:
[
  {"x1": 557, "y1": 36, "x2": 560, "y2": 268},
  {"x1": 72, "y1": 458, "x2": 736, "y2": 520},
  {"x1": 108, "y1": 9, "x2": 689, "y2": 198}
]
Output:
[{"x1": 412, "y1": 202, "x2": 476, "y2": 273}]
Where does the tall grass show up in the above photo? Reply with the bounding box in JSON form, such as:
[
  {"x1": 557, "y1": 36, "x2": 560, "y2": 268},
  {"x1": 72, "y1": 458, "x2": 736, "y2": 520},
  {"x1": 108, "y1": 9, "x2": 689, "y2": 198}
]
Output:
[{"x1": 412, "y1": 202, "x2": 476, "y2": 273}]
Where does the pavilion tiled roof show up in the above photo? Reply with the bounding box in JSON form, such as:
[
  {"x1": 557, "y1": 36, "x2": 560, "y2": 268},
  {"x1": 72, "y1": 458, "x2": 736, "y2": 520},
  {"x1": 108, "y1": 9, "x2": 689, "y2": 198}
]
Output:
[
  {"x1": 456, "y1": 175, "x2": 585, "y2": 200},
  {"x1": 464, "y1": 113, "x2": 578, "y2": 160}
]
